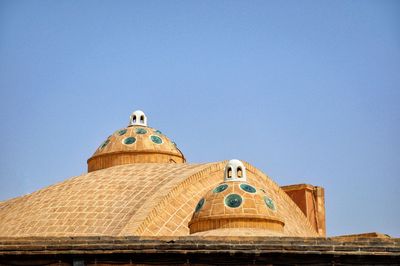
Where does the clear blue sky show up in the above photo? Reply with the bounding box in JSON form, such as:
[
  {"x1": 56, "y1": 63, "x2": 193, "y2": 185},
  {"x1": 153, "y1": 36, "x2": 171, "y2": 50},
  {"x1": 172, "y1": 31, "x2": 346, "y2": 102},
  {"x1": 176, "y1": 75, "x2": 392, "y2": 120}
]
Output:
[{"x1": 0, "y1": 1, "x2": 399, "y2": 237}]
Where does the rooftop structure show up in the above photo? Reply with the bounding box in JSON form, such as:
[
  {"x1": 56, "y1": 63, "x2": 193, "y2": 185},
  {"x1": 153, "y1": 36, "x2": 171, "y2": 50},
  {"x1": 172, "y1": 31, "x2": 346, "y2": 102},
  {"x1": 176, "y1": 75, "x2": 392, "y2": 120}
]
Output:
[{"x1": 0, "y1": 110, "x2": 398, "y2": 265}]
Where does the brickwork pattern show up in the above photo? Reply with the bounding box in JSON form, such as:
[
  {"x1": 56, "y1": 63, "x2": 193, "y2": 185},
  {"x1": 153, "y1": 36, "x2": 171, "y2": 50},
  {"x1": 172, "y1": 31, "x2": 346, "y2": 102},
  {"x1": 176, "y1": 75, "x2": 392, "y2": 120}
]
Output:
[
  {"x1": 131, "y1": 161, "x2": 318, "y2": 237},
  {"x1": 88, "y1": 125, "x2": 185, "y2": 171},
  {"x1": 188, "y1": 181, "x2": 285, "y2": 234},
  {"x1": 0, "y1": 162, "x2": 318, "y2": 237},
  {"x1": 0, "y1": 163, "x2": 209, "y2": 237}
]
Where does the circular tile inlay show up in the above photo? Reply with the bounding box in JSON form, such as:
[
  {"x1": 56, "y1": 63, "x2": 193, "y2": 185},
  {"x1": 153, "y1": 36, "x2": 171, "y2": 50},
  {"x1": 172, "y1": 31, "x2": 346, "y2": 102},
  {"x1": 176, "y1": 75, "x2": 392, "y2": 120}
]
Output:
[
  {"x1": 117, "y1": 129, "x2": 127, "y2": 136},
  {"x1": 213, "y1": 184, "x2": 228, "y2": 193},
  {"x1": 240, "y1": 183, "x2": 256, "y2": 193},
  {"x1": 150, "y1": 135, "x2": 163, "y2": 144},
  {"x1": 264, "y1": 196, "x2": 276, "y2": 211},
  {"x1": 136, "y1": 128, "x2": 147, "y2": 134},
  {"x1": 225, "y1": 194, "x2": 242, "y2": 208},
  {"x1": 195, "y1": 198, "x2": 205, "y2": 212},
  {"x1": 123, "y1": 137, "x2": 136, "y2": 145},
  {"x1": 100, "y1": 139, "x2": 110, "y2": 149}
]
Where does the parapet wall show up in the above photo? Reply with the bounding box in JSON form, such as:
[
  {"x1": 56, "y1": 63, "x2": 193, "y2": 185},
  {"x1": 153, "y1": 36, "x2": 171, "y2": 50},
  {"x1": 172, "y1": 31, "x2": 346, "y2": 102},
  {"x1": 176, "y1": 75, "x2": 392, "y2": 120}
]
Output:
[{"x1": 281, "y1": 184, "x2": 326, "y2": 236}]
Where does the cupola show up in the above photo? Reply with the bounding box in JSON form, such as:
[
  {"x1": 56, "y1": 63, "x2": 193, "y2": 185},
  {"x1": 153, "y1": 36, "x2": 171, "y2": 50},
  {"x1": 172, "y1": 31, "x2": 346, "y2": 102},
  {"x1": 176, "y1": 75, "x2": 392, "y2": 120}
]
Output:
[
  {"x1": 129, "y1": 110, "x2": 147, "y2": 127},
  {"x1": 224, "y1": 159, "x2": 247, "y2": 182},
  {"x1": 188, "y1": 159, "x2": 285, "y2": 235},
  {"x1": 87, "y1": 110, "x2": 185, "y2": 172}
]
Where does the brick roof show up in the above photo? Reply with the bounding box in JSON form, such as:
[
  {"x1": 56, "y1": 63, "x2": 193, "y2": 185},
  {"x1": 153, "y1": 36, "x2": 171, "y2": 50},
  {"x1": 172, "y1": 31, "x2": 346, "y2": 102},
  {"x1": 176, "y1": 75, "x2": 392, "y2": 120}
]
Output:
[
  {"x1": 0, "y1": 162, "x2": 318, "y2": 237},
  {"x1": 0, "y1": 163, "x2": 209, "y2": 237}
]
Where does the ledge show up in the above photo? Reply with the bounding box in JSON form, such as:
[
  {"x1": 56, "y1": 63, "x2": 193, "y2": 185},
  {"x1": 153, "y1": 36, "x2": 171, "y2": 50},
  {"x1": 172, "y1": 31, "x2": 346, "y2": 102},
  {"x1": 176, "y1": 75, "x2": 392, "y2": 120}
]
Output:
[{"x1": 0, "y1": 236, "x2": 398, "y2": 259}]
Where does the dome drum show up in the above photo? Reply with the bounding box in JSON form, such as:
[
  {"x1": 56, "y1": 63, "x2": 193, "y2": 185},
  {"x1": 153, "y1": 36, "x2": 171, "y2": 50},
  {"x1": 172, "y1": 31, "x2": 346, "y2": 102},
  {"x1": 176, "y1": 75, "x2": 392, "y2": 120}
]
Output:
[
  {"x1": 189, "y1": 215, "x2": 285, "y2": 234},
  {"x1": 88, "y1": 151, "x2": 185, "y2": 172}
]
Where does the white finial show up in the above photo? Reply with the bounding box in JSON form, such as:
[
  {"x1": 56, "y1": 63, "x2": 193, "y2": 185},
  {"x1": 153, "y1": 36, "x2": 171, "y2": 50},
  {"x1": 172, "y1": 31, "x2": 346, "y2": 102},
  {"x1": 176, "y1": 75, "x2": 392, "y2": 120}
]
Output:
[
  {"x1": 129, "y1": 110, "x2": 147, "y2": 126},
  {"x1": 224, "y1": 159, "x2": 247, "y2": 182}
]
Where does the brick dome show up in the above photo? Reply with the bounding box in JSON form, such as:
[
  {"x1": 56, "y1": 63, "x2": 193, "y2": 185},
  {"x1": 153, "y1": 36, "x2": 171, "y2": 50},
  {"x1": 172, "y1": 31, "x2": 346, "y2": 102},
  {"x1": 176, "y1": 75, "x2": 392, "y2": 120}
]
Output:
[
  {"x1": 188, "y1": 160, "x2": 285, "y2": 235},
  {"x1": 0, "y1": 161, "x2": 318, "y2": 237},
  {"x1": 87, "y1": 111, "x2": 185, "y2": 172},
  {"x1": 0, "y1": 110, "x2": 321, "y2": 239}
]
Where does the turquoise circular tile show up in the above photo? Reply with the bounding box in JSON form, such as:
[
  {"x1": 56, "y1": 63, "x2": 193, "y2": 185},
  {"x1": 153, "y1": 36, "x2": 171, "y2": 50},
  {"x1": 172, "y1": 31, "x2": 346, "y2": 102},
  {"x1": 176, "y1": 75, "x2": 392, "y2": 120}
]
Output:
[
  {"x1": 117, "y1": 129, "x2": 127, "y2": 136},
  {"x1": 240, "y1": 183, "x2": 256, "y2": 193},
  {"x1": 123, "y1": 137, "x2": 136, "y2": 145},
  {"x1": 136, "y1": 128, "x2": 147, "y2": 134},
  {"x1": 264, "y1": 196, "x2": 276, "y2": 211},
  {"x1": 150, "y1": 135, "x2": 163, "y2": 144},
  {"x1": 213, "y1": 184, "x2": 228, "y2": 193},
  {"x1": 225, "y1": 194, "x2": 242, "y2": 208},
  {"x1": 195, "y1": 198, "x2": 205, "y2": 212},
  {"x1": 99, "y1": 139, "x2": 110, "y2": 149}
]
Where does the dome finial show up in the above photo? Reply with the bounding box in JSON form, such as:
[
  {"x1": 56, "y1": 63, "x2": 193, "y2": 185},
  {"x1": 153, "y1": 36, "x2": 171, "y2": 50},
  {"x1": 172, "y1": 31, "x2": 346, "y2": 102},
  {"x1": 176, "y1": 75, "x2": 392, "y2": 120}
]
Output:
[
  {"x1": 129, "y1": 110, "x2": 147, "y2": 127},
  {"x1": 224, "y1": 159, "x2": 247, "y2": 182}
]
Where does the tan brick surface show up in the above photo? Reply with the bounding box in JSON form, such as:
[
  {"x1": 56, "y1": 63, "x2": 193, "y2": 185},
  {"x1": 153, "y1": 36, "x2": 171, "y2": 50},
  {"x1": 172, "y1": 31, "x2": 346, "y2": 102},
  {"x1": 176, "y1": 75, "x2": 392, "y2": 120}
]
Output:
[
  {"x1": 0, "y1": 163, "x2": 208, "y2": 237},
  {"x1": 88, "y1": 126, "x2": 185, "y2": 171},
  {"x1": 0, "y1": 161, "x2": 318, "y2": 238},
  {"x1": 131, "y1": 161, "x2": 318, "y2": 237},
  {"x1": 188, "y1": 179, "x2": 285, "y2": 234}
]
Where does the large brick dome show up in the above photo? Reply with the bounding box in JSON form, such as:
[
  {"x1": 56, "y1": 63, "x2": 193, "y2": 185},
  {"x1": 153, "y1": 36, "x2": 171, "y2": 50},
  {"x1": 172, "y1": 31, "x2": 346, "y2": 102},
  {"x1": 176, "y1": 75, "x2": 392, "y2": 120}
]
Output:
[
  {"x1": 0, "y1": 110, "x2": 321, "y2": 238},
  {"x1": 0, "y1": 161, "x2": 318, "y2": 237}
]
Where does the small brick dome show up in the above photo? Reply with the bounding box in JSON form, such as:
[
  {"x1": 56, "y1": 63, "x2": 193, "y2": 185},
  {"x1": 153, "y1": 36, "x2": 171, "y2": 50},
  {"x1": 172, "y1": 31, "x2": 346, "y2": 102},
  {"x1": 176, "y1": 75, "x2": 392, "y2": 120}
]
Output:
[
  {"x1": 87, "y1": 111, "x2": 185, "y2": 172},
  {"x1": 188, "y1": 160, "x2": 285, "y2": 235}
]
